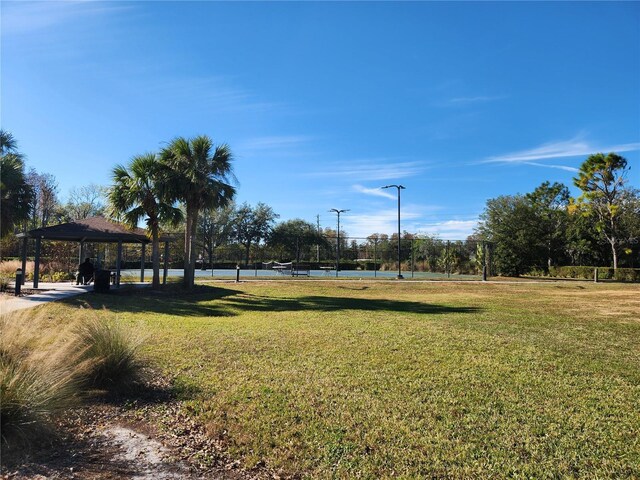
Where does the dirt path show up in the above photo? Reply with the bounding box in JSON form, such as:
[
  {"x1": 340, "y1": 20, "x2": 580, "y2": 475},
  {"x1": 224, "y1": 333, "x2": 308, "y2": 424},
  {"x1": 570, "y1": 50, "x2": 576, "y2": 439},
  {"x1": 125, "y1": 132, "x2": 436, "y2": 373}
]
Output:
[
  {"x1": 2, "y1": 402, "x2": 264, "y2": 480},
  {"x1": 101, "y1": 425, "x2": 195, "y2": 479}
]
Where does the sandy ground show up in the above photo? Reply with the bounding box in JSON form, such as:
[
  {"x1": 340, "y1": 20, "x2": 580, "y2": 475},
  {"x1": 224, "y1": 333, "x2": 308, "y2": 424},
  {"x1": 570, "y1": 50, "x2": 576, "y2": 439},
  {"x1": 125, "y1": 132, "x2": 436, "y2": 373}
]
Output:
[
  {"x1": 1, "y1": 398, "x2": 267, "y2": 480},
  {"x1": 101, "y1": 425, "x2": 194, "y2": 480}
]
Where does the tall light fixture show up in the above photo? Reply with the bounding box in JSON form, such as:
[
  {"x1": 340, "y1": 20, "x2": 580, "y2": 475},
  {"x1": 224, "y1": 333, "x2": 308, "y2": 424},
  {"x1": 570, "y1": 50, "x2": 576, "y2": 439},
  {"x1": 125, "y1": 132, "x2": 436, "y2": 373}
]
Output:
[
  {"x1": 382, "y1": 185, "x2": 405, "y2": 279},
  {"x1": 329, "y1": 208, "x2": 349, "y2": 278}
]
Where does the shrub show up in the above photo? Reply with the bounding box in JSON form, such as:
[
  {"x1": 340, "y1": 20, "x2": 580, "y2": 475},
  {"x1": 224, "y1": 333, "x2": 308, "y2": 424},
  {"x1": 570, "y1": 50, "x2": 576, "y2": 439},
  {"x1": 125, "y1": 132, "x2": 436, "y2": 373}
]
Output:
[
  {"x1": 0, "y1": 260, "x2": 33, "y2": 277},
  {"x1": 613, "y1": 268, "x2": 640, "y2": 282},
  {"x1": 41, "y1": 271, "x2": 74, "y2": 283},
  {"x1": 0, "y1": 350, "x2": 88, "y2": 446},
  {"x1": 73, "y1": 318, "x2": 145, "y2": 390},
  {"x1": 0, "y1": 274, "x2": 9, "y2": 292},
  {"x1": 0, "y1": 313, "x2": 90, "y2": 447},
  {"x1": 540, "y1": 266, "x2": 640, "y2": 282},
  {"x1": 41, "y1": 260, "x2": 69, "y2": 276},
  {"x1": 0, "y1": 311, "x2": 146, "y2": 448}
]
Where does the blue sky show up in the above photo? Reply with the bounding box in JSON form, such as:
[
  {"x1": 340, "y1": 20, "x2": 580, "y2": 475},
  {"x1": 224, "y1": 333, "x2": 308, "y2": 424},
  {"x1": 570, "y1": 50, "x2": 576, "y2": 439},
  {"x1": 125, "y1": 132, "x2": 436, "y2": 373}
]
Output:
[{"x1": 2, "y1": 1, "x2": 639, "y2": 239}]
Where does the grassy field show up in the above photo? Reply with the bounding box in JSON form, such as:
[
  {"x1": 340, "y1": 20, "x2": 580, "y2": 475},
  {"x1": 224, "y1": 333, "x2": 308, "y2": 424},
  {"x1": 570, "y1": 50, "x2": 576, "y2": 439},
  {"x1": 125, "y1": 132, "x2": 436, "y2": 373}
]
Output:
[{"x1": 43, "y1": 280, "x2": 639, "y2": 478}]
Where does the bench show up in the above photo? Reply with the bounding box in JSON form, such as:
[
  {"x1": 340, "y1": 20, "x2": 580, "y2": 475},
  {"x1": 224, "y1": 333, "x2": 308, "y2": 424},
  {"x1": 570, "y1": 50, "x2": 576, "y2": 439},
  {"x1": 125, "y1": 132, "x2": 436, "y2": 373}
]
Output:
[{"x1": 291, "y1": 264, "x2": 310, "y2": 277}]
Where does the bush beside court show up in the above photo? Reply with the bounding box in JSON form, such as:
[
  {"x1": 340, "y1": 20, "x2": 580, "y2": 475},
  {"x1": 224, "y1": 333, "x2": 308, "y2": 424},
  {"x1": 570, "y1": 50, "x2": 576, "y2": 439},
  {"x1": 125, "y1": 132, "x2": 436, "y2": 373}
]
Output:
[
  {"x1": 546, "y1": 266, "x2": 640, "y2": 282},
  {"x1": 47, "y1": 280, "x2": 639, "y2": 478}
]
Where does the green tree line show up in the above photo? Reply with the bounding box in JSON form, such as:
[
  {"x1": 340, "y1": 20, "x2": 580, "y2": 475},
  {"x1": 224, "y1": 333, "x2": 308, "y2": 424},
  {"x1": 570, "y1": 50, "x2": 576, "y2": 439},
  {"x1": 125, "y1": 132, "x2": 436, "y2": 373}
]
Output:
[
  {"x1": 3, "y1": 131, "x2": 637, "y2": 280},
  {"x1": 476, "y1": 153, "x2": 639, "y2": 276}
]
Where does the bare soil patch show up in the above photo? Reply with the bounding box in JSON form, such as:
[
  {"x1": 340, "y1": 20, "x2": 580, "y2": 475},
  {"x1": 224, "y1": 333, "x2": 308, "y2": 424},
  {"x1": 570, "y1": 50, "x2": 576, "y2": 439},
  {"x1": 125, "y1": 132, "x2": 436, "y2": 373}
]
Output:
[{"x1": 1, "y1": 382, "x2": 268, "y2": 480}]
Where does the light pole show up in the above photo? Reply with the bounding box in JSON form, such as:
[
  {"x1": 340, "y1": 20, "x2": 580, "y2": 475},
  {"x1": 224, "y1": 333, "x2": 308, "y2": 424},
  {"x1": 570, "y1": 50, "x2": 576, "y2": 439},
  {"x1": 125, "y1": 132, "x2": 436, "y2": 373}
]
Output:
[
  {"x1": 329, "y1": 208, "x2": 349, "y2": 278},
  {"x1": 382, "y1": 184, "x2": 405, "y2": 279}
]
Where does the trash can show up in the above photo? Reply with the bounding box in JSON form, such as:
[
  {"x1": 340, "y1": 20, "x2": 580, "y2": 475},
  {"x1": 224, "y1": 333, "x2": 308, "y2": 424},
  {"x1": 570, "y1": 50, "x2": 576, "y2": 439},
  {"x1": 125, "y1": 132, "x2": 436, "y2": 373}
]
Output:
[{"x1": 94, "y1": 269, "x2": 111, "y2": 293}]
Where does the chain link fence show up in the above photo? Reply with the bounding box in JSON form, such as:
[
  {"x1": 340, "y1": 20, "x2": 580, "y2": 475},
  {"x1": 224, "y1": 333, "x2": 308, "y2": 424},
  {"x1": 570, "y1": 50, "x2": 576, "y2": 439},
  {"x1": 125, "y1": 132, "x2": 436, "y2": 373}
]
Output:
[
  {"x1": 3, "y1": 235, "x2": 494, "y2": 280},
  {"x1": 196, "y1": 236, "x2": 493, "y2": 279}
]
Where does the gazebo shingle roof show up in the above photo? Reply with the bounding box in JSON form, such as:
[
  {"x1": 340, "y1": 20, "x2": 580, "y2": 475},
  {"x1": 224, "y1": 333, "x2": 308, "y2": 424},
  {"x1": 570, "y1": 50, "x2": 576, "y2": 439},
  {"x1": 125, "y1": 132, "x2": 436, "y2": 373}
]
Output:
[{"x1": 18, "y1": 216, "x2": 173, "y2": 243}]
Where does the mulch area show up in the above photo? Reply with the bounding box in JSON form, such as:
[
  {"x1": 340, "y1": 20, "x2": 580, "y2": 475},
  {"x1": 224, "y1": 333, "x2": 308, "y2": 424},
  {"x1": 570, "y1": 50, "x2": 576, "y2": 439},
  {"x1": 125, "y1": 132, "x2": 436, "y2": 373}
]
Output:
[{"x1": 1, "y1": 288, "x2": 42, "y2": 298}]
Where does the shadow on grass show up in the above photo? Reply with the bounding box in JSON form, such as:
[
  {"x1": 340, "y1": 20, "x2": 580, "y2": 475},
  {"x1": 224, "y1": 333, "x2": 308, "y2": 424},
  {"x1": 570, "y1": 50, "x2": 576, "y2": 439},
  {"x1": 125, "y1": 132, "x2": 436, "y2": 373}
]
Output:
[
  {"x1": 86, "y1": 378, "x2": 178, "y2": 406},
  {"x1": 226, "y1": 294, "x2": 481, "y2": 315},
  {"x1": 68, "y1": 284, "x2": 240, "y2": 318},
  {"x1": 69, "y1": 284, "x2": 481, "y2": 317}
]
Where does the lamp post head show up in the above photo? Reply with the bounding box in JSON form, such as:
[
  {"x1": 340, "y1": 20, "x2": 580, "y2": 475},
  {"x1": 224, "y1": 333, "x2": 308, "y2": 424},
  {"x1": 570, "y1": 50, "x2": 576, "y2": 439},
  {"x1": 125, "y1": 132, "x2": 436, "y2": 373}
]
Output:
[
  {"x1": 329, "y1": 208, "x2": 350, "y2": 214},
  {"x1": 381, "y1": 185, "x2": 406, "y2": 190}
]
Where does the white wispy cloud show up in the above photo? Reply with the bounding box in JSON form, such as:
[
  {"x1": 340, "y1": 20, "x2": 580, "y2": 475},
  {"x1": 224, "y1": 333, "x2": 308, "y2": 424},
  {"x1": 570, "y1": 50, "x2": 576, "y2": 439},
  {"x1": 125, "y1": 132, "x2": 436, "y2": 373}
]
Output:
[
  {"x1": 2, "y1": 1, "x2": 130, "y2": 35},
  {"x1": 335, "y1": 204, "x2": 446, "y2": 238},
  {"x1": 448, "y1": 95, "x2": 507, "y2": 105},
  {"x1": 523, "y1": 162, "x2": 579, "y2": 172},
  {"x1": 352, "y1": 185, "x2": 396, "y2": 199},
  {"x1": 342, "y1": 208, "x2": 423, "y2": 238},
  {"x1": 144, "y1": 76, "x2": 283, "y2": 114},
  {"x1": 305, "y1": 160, "x2": 426, "y2": 182},
  {"x1": 483, "y1": 137, "x2": 640, "y2": 164},
  {"x1": 416, "y1": 219, "x2": 478, "y2": 239},
  {"x1": 238, "y1": 135, "x2": 314, "y2": 152}
]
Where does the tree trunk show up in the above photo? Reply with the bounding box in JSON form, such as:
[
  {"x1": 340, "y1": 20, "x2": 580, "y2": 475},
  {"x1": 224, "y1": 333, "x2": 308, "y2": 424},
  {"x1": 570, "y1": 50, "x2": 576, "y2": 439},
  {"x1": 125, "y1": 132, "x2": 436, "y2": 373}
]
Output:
[
  {"x1": 244, "y1": 241, "x2": 251, "y2": 266},
  {"x1": 183, "y1": 210, "x2": 193, "y2": 288},
  {"x1": 209, "y1": 237, "x2": 213, "y2": 270},
  {"x1": 151, "y1": 223, "x2": 160, "y2": 289},
  {"x1": 609, "y1": 209, "x2": 617, "y2": 270},
  {"x1": 188, "y1": 208, "x2": 199, "y2": 288}
]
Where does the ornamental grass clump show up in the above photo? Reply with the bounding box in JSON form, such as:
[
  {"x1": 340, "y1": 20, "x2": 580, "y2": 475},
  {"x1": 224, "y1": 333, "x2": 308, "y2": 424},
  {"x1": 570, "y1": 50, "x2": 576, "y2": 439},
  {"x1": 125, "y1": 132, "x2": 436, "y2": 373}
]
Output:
[
  {"x1": 0, "y1": 312, "x2": 91, "y2": 447},
  {"x1": 73, "y1": 318, "x2": 145, "y2": 391},
  {"x1": 1, "y1": 310, "x2": 146, "y2": 448},
  {"x1": 0, "y1": 260, "x2": 33, "y2": 277}
]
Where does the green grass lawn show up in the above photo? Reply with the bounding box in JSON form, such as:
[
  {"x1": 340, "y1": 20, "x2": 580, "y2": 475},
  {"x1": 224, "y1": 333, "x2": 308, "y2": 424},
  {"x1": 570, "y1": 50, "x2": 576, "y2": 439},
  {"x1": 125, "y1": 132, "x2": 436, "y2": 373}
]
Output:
[{"x1": 50, "y1": 280, "x2": 639, "y2": 478}]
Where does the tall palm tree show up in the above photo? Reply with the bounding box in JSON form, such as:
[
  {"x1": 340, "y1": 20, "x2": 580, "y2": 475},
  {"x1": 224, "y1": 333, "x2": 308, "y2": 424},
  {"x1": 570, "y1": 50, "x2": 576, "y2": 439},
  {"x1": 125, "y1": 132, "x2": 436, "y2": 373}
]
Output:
[
  {"x1": 0, "y1": 130, "x2": 33, "y2": 237},
  {"x1": 161, "y1": 136, "x2": 235, "y2": 288},
  {"x1": 1, "y1": 130, "x2": 20, "y2": 155},
  {"x1": 109, "y1": 153, "x2": 183, "y2": 289}
]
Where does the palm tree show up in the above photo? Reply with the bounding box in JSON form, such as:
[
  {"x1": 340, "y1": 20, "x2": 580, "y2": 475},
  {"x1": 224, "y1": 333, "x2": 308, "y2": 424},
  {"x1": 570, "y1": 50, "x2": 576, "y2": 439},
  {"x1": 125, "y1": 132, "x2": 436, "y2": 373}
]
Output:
[
  {"x1": 1, "y1": 130, "x2": 20, "y2": 155},
  {"x1": 161, "y1": 136, "x2": 235, "y2": 288},
  {"x1": 0, "y1": 130, "x2": 33, "y2": 237},
  {"x1": 109, "y1": 153, "x2": 183, "y2": 289}
]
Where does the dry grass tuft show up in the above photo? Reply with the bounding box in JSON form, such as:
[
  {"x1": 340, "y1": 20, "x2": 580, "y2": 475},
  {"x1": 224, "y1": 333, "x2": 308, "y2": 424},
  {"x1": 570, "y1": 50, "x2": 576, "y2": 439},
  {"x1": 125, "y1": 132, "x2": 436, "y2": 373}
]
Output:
[
  {"x1": 73, "y1": 317, "x2": 146, "y2": 390},
  {"x1": 0, "y1": 309, "x2": 146, "y2": 448},
  {"x1": 0, "y1": 311, "x2": 92, "y2": 447},
  {"x1": 0, "y1": 260, "x2": 33, "y2": 276}
]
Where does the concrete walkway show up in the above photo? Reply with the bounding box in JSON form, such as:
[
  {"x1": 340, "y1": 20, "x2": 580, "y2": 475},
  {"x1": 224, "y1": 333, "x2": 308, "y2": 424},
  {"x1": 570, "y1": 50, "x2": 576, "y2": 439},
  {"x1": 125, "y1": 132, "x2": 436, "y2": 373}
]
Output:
[{"x1": 0, "y1": 282, "x2": 148, "y2": 315}]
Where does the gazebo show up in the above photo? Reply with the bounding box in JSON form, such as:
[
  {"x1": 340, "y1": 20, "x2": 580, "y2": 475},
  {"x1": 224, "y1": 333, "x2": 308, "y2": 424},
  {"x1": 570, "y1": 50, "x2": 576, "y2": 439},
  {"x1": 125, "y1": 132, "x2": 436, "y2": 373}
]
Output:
[{"x1": 17, "y1": 216, "x2": 176, "y2": 288}]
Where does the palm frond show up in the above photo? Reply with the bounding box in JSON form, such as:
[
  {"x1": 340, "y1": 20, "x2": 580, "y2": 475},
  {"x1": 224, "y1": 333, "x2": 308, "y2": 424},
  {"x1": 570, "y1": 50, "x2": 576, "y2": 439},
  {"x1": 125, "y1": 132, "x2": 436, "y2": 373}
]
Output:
[
  {"x1": 123, "y1": 206, "x2": 146, "y2": 228},
  {"x1": 158, "y1": 204, "x2": 184, "y2": 227}
]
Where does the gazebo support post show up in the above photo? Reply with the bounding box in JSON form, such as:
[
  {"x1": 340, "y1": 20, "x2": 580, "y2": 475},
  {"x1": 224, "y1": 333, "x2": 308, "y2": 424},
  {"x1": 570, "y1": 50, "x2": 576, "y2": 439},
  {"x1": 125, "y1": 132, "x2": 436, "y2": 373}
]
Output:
[
  {"x1": 79, "y1": 240, "x2": 85, "y2": 265},
  {"x1": 140, "y1": 243, "x2": 145, "y2": 282},
  {"x1": 163, "y1": 241, "x2": 169, "y2": 285},
  {"x1": 20, "y1": 237, "x2": 27, "y2": 286},
  {"x1": 33, "y1": 237, "x2": 41, "y2": 289},
  {"x1": 116, "y1": 240, "x2": 123, "y2": 287}
]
